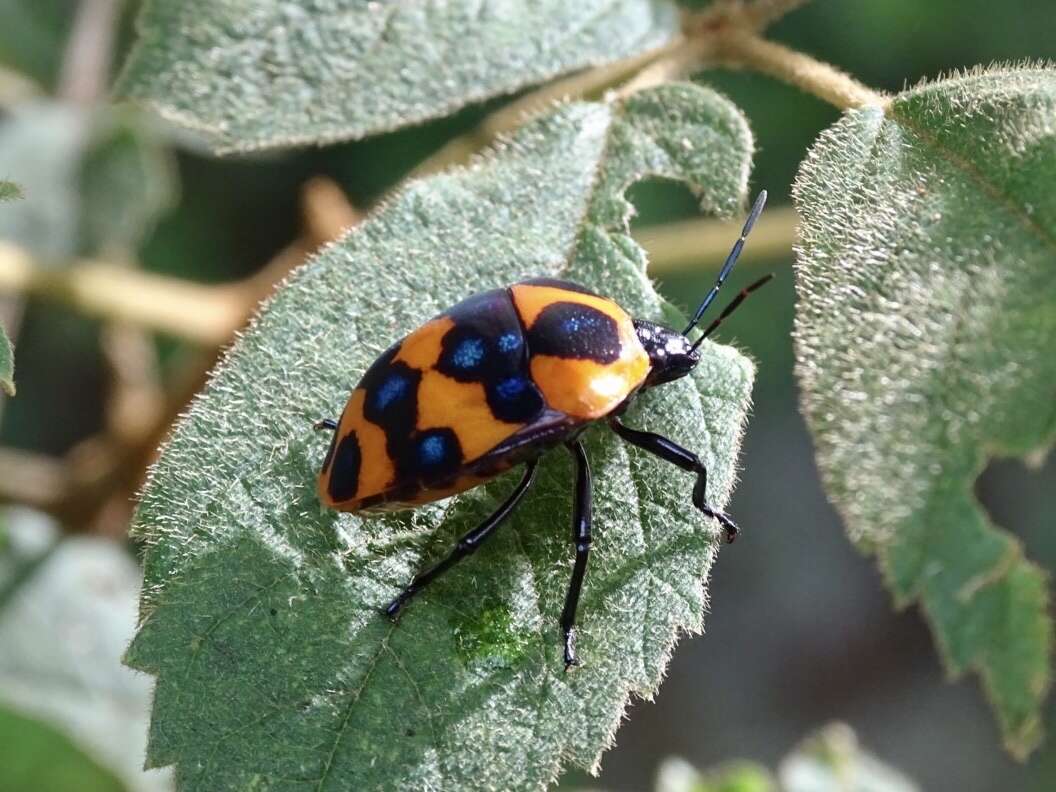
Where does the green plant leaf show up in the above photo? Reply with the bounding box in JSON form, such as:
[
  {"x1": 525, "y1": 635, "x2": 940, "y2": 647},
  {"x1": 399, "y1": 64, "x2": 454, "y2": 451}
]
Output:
[
  {"x1": 0, "y1": 509, "x2": 172, "y2": 792},
  {"x1": 0, "y1": 705, "x2": 128, "y2": 792},
  {"x1": 0, "y1": 313, "x2": 12, "y2": 397},
  {"x1": 0, "y1": 102, "x2": 176, "y2": 261},
  {"x1": 656, "y1": 758, "x2": 775, "y2": 792},
  {"x1": 0, "y1": 0, "x2": 70, "y2": 90},
  {"x1": 646, "y1": 723, "x2": 914, "y2": 792},
  {"x1": 793, "y1": 64, "x2": 1056, "y2": 759},
  {"x1": 127, "y1": 82, "x2": 754, "y2": 790},
  {"x1": 117, "y1": 0, "x2": 681, "y2": 152},
  {"x1": 778, "y1": 723, "x2": 919, "y2": 792},
  {"x1": 0, "y1": 181, "x2": 16, "y2": 396}
]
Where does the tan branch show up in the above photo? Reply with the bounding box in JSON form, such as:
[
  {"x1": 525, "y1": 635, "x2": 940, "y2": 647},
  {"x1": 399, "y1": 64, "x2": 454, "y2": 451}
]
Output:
[
  {"x1": 714, "y1": 30, "x2": 886, "y2": 110},
  {"x1": 0, "y1": 242, "x2": 246, "y2": 345},
  {"x1": 58, "y1": 0, "x2": 123, "y2": 104}
]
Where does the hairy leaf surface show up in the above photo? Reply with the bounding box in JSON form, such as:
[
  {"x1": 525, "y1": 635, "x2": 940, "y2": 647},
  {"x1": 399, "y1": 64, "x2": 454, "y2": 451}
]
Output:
[
  {"x1": 117, "y1": 0, "x2": 680, "y2": 152},
  {"x1": 127, "y1": 83, "x2": 755, "y2": 790},
  {"x1": 794, "y1": 64, "x2": 1056, "y2": 758}
]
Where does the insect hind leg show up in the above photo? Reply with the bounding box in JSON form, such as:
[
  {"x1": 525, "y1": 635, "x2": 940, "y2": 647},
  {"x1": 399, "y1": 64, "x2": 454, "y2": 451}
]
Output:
[
  {"x1": 383, "y1": 460, "x2": 538, "y2": 621},
  {"x1": 560, "y1": 439, "x2": 593, "y2": 670}
]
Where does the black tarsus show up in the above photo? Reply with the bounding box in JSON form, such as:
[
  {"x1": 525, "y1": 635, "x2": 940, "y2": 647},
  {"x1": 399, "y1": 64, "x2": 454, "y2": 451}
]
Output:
[
  {"x1": 682, "y1": 190, "x2": 768, "y2": 336},
  {"x1": 314, "y1": 418, "x2": 338, "y2": 431},
  {"x1": 383, "y1": 460, "x2": 539, "y2": 621},
  {"x1": 609, "y1": 418, "x2": 738, "y2": 543},
  {"x1": 560, "y1": 440, "x2": 593, "y2": 670}
]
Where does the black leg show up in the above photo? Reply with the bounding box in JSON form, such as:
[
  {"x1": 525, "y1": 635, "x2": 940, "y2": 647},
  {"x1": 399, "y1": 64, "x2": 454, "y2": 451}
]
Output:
[
  {"x1": 610, "y1": 418, "x2": 738, "y2": 543},
  {"x1": 314, "y1": 418, "x2": 338, "y2": 431},
  {"x1": 384, "y1": 460, "x2": 538, "y2": 620},
  {"x1": 560, "y1": 440, "x2": 592, "y2": 670}
]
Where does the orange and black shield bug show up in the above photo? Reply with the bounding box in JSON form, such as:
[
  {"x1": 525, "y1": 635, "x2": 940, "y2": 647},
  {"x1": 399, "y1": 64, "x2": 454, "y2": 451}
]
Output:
[{"x1": 318, "y1": 192, "x2": 771, "y2": 668}]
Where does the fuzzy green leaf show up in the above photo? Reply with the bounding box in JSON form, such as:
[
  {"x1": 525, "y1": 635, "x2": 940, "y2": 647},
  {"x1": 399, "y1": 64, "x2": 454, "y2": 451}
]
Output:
[
  {"x1": 127, "y1": 83, "x2": 754, "y2": 791},
  {"x1": 117, "y1": 0, "x2": 681, "y2": 152},
  {"x1": 793, "y1": 64, "x2": 1056, "y2": 759}
]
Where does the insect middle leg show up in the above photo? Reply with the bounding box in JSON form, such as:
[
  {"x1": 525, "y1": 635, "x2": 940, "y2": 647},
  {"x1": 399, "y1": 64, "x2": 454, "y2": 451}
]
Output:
[
  {"x1": 609, "y1": 417, "x2": 738, "y2": 543},
  {"x1": 383, "y1": 460, "x2": 538, "y2": 621},
  {"x1": 560, "y1": 440, "x2": 593, "y2": 670}
]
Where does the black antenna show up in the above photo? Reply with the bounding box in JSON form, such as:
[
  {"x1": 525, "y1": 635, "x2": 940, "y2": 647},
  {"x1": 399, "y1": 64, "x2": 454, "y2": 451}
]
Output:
[
  {"x1": 690, "y1": 273, "x2": 774, "y2": 352},
  {"x1": 682, "y1": 190, "x2": 768, "y2": 336}
]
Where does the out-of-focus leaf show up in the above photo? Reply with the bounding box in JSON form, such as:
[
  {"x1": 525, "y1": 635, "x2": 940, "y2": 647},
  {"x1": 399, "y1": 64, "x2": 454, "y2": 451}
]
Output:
[
  {"x1": 656, "y1": 757, "x2": 776, "y2": 792},
  {"x1": 79, "y1": 109, "x2": 178, "y2": 256},
  {"x1": 127, "y1": 83, "x2": 755, "y2": 790},
  {"x1": 0, "y1": 102, "x2": 176, "y2": 261},
  {"x1": 778, "y1": 723, "x2": 919, "y2": 792},
  {"x1": 117, "y1": 0, "x2": 681, "y2": 152},
  {"x1": 0, "y1": 509, "x2": 172, "y2": 792},
  {"x1": 793, "y1": 64, "x2": 1056, "y2": 758},
  {"x1": 0, "y1": 0, "x2": 70, "y2": 90},
  {"x1": 0, "y1": 704, "x2": 128, "y2": 792},
  {"x1": 0, "y1": 102, "x2": 85, "y2": 259}
]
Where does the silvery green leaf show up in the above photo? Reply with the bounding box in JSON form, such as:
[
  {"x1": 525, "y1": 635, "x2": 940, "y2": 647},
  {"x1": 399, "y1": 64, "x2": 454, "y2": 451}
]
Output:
[
  {"x1": 117, "y1": 0, "x2": 681, "y2": 152},
  {"x1": 127, "y1": 83, "x2": 756, "y2": 790},
  {"x1": 794, "y1": 64, "x2": 1056, "y2": 759}
]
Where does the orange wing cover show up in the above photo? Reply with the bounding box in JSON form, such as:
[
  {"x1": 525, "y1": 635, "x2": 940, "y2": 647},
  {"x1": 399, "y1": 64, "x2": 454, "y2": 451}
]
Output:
[{"x1": 318, "y1": 281, "x2": 649, "y2": 512}]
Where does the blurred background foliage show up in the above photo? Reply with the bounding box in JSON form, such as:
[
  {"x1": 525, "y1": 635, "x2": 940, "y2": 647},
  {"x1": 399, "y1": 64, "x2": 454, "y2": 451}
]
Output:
[{"x1": 0, "y1": 1, "x2": 1053, "y2": 791}]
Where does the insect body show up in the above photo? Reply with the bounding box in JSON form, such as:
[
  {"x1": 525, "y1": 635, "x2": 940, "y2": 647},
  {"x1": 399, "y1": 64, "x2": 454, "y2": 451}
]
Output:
[{"x1": 317, "y1": 192, "x2": 770, "y2": 668}]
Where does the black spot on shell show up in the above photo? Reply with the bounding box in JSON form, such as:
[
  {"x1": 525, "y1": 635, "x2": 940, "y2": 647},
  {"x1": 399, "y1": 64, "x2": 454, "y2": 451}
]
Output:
[
  {"x1": 436, "y1": 325, "x2": 499, "y2": 383},
  {"x1": 396, "y1": 428, "x2": 463, "y2": 481},
  {"x1": 360, "y1": 352, "x2": 422, "y2": 467},
  {"x1": 328, "y1": 432, "x2": 362, "y2": 502},
  {"x1": 527, "y1": 302, "x2": 621, "y2": 363},
  {"x1": 485, "y1": 375, "x2": 545, "y2": 423}
]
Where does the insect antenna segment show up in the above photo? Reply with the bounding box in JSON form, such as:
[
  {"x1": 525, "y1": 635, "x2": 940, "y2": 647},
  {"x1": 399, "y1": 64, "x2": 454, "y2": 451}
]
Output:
[
  {"x1": 682, "y1": 190, "x2": 769, "y2": 337},
  {"x1": 690, "y1": 273, "x2": 774, "y2": 352}
]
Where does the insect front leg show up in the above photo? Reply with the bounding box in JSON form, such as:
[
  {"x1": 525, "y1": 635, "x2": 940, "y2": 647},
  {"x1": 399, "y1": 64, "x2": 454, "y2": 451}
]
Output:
[
  {"x1": 609, "y1": 417, "x2": 738, "y2": 543},
  {"x1": 383, "y1": 460, "x2": 538, "y2": 621},
  {"x1": 560, "y1": 440, "x2": 593, "y2": 670}
]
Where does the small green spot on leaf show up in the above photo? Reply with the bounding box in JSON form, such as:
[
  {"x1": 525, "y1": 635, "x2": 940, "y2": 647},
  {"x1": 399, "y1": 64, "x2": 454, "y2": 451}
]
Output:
[{"x1": 453, "y1": 600, "x2": 532, "y2": 667}]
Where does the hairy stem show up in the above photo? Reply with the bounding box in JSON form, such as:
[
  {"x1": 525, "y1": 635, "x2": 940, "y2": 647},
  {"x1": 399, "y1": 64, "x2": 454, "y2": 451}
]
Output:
[{"x1": 714, "y1": 30, "x2": 887, "y2": 110}]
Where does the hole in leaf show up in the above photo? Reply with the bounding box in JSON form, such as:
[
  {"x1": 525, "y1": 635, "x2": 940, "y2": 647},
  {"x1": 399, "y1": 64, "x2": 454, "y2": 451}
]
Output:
[
  {"x1": 975, "y1": 453, "x2": 1056, "y2": 569},
  {"x1": 626, "y1": 177, "x2": 701, "y2": 228}
]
